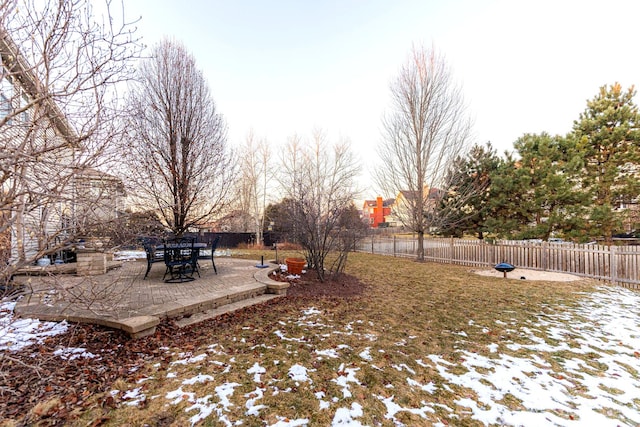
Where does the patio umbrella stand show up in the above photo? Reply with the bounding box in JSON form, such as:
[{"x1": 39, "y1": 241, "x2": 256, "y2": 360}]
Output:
[{"x1": 255, "y1": 255, "x2": 269, "y2": 268}]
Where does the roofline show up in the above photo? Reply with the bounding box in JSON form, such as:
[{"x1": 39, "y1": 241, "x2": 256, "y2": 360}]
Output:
[
  {"x1": 74, "y1": 167, "x2": 122, "y2": 181},
  {"x1": 0, "y1": 25, "x2": 79, "y2": 145}
]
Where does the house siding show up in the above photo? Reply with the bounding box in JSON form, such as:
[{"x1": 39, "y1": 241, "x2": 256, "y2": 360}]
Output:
[{"x1": 1, "y1": 31, "x2": 120, "y2": 264}]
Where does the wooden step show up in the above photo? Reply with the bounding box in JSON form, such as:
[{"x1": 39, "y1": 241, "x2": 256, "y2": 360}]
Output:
[{"x1": 174, "y1": 294, "x2": 282, "y2": 327}]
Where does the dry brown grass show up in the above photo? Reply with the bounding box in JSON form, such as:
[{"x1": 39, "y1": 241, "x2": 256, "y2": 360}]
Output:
[{"x1": 72, "y1": 252, "x2": 598, "y2": 426}]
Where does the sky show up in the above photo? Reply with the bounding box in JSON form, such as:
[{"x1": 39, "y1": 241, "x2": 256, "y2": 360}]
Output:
[{"x1": 123, "y1": 0, "x2": 640, "y2": 196}]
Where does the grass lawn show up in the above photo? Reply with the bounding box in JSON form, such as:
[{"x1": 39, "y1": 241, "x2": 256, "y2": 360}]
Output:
[{"x1": 5, "y1": 251, "x2": 640, "y2": 426}]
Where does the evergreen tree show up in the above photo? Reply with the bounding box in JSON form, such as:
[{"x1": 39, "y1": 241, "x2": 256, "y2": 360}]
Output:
[
  {"x1": 570, "y1": 83, "x2": 640, "y2": 242},
  {"x1": 483, "y1": 152, "x2": 531, "y2": 238},
  {"x1": 264, "y1": 199, "x2": 297, "y2": 241},
  {"x1": 512, "y1": 133, "x2": 586, "y2": 240},
  {"x1": 439, "y1": 142, "x2": 500, "y2": 239}
]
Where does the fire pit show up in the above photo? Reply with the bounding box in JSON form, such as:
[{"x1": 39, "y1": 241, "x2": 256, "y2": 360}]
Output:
[{"x1": 494, "y1": 262, "x2": 515, "y2": 278}]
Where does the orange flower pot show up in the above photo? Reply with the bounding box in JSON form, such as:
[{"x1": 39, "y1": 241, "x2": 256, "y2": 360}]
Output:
[{"x1": 285, "y1": 257, "x2": 306, "y2": 275}]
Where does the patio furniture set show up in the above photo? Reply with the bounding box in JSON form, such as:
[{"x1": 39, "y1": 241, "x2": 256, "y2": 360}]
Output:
[{"x1": 142, "y1": 235, "x2": 221, "y2": 283}]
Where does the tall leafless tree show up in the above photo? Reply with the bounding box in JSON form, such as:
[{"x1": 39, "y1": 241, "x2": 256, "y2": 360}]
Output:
[
  {"x1": 1, "y1": 0, "x2": 140, "y2": 281},
  {"x1": 237, "y1": 130, "x2": 273, "y2": 246},
  {"x1": 280, "y1": 130, "x2": 361, "y2": 282},
  {"x1": 124, "y1": 39, "x2": 234, "y2": 236},
  {"x1": 376, "y1": 45, "x2": 472, "y2": 261}
]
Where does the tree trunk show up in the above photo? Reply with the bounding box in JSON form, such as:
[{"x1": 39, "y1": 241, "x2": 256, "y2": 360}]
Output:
[{"x1": 417, "y1": 230, "x2": 425, "y2": 261}]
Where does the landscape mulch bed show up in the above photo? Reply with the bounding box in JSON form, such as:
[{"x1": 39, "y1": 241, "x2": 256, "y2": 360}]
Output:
[
  {"x1": 271, "y1": 268, "x2": 367, "y2": 298},
  {"x1": 0, "y1": 270, "x2": 366, "y2": 425}
]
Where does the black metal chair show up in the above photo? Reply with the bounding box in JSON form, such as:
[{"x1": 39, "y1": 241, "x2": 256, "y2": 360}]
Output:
[
  {"x1": 140, "y1": 237, "x2": 163, "y2": 279},
  {"x1": 210, "y1": 235, "x2": 221, "y2": 274},
  {"x1": 195, "y1": 235, "x2": 220, "y2": 274},
  {"x1": 162, "y1": 237, "x2": 197, "y2": 283}
]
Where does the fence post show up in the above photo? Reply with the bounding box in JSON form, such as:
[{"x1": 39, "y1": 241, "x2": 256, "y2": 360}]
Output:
[
  {"x1": 542, "y1": 241, "x2": 548, "y2": 271},
  {"x1": 371, "y1": 235, "x2": 374, "y2": 254},
  {"x1": 450, "y1": 237, "x2": 454, "y2": 263},
  {"x1": 610, "y1": 245, "x2": 617, "y2": 284},
  {"x1": 393, "y1": 235, "x2": 397, "y2": 257}
]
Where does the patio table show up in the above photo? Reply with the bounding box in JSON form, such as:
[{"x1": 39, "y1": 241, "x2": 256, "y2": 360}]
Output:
[
  {"x1": 156, "y1": 242, "x2": 207, "y2": 252},
  {"x1": 158, "y1": 241, "x2": 206, "y2": 283}
]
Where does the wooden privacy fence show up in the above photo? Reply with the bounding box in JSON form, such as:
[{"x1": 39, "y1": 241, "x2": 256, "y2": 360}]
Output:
[{"x1": 356, "y1": 236, "x2": 640, "y2": 289}]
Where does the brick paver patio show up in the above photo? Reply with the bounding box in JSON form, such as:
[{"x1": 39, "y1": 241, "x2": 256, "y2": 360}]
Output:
[{"x1": 13, "y1": 257, "x2": 287, "y2": 338}]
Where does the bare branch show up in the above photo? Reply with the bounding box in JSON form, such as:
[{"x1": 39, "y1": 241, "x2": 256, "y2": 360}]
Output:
[
  {"x1": 1, "y1": 0, "x2": 141, "y2": 278},
  {"x1": 122, "y1": 39, "x2": 235, "y2": 236},
  {"x1": 279, "y1": 131, "x2": 361, "y2": 281},
  {"x1": 234, "y1": 130, "x2": 274, "y2": 244},
  {"x1": 375, "y1": 45, "x2": 473, "y2": 260}
]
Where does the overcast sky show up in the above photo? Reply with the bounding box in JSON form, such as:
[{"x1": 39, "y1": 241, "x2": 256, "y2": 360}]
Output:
[{"x1": 125, "y1": 0, "x2": 640, "y2": 197}]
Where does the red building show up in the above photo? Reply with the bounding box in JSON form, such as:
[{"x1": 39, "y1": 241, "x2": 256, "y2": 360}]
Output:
[{"x1": 362, "y1": 196, "x2": 393, "y2": 228}]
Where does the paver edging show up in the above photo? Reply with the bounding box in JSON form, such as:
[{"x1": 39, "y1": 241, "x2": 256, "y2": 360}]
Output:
[
  {"x1": 12, "y1": 258, "x2": 279, "y2": 338},
  {"x1": 254, "y1": 266, "x2": 289, "y2": 295},
  {"x1": 117, "y1": 315, "x2": 160, "y2": 338}
]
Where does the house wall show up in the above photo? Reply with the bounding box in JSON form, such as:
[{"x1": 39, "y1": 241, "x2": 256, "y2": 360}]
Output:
[
  {"x1": 1, "y1": 58, "x2": 80, "y2": 263},
  {"x1": 361, "y1": 201, "x2": 375, "y2": 226},
  {"x1": 74, "y1": 172, "x2": 125, "y2": 230},
  {"x1": 362, "y1": 197, "x2": 394, "y2": 228},
  {"x1": 6, "y1": 128, "x2": 77, "y2": 262},
  {"x1": 373, "y1": 197, "x2": 384, "y2": 227}
]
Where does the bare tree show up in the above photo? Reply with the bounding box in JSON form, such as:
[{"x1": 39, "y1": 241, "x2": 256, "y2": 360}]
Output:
[
  {"x1": 280, "y1": 130, "x2": 360, "y2": 282},
  {"x1": 1, "y1": 0, "x2": 140, "y2": 283},
  {"x1": 237, "y1": 130, "x2": 273, "y2": 246},
  {"x1": 0, "y1": 0, "x2": 143, "y2": 388},
  {"x1": 124, "y1": 39, "x2": 234, "y2": 236},
  {"x1": 229, "y1": 165, "x2": 254, "y2": 233},
  {"x1": 376, "y1": 45, "x2": 472, "y2": 261}
]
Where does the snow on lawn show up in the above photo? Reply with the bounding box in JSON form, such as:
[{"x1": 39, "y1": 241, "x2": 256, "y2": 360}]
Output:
[
  {"x1": 113, "y1": 248, "x2": 233, "y2": 262},
  {"x1": 4, "y1": 286, "x2": 640, "y2": 425},
  {"x1": 0, "y1": 301, "x2": 69, "y2": 352},
  {"x1": 143, "y1": 288, "x2": 640, "y2": 425}
]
